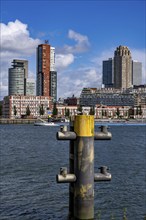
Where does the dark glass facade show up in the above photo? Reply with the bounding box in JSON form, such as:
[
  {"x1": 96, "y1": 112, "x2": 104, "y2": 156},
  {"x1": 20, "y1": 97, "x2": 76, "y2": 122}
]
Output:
[{"x1": 102, "y1": 58, "x2": 114, "y2": 88}]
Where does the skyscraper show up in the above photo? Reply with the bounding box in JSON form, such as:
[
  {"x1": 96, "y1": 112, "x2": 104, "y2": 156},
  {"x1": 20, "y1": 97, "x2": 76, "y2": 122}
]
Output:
[
  {"x1": 50, "y1": 47, "x2": 57, "y2": 102},
  {"x1": 114, "y1": 46, "x2": 132, "y2": 89},
  {"x1": 8, "y1": 59, "x2": 35, "y2": 96},
  {"x1": 132, "y1": 60, "x2": 142, "y2": 86},
  {"x1": 13, "y1": 59, "x2": 28, "y2": 79},
  {"x1": 8, "y1": 60, "x2": 27, "y2": 95},
  {"x1": 26, "y1": 79, "x2": 35, "y2": 96},
  {"x1": 102, "y1": 58, "x2": 114, "y2": 88},
  {"x1": 36, "y1": 42, "x2": 57, "y2": 102}
]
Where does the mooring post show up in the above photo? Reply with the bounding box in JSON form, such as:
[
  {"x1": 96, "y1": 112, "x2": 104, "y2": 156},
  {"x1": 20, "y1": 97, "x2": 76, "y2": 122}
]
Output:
[
  {"x1": 56, "y1": 115, "x2": 112, "y2": 220},
  {"x1": 69, "y1": 118, "x2": 75, "y2": 219},
  {"x1": 74, "y1": 115, "x2": 94, "y2": 220}
]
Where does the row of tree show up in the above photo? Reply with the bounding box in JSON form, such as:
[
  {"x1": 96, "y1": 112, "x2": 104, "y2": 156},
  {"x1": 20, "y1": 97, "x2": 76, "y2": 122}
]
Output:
[
  {"x1": 0, "y1": 102, "x2": 143, "y2": 118},
  {"x1": 13, "y1": 104, "x2": 45, "y2": 117}
]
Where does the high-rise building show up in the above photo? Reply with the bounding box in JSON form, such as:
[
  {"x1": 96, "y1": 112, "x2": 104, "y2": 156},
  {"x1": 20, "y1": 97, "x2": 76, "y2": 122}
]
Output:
[
  {"x1": 114, "y1": 46, "x2": 132, "y2": 89},
  {"x1": 132, "y1": 60, "x2": 142, "y2": 86},
  {"x1": 26, "y1": 79, "x2": 35, "y2": 96},
  {"x1": 36, "y1": 42, "x2": 57, "y2": 102},
  {"x1": 13, "y1": 59, "x2": 28, "y2": 79},
  {"x1": 8, "y1": 60, "x2": 26, "y2": 95},
  {"x1": 102, "y1": 58, "x2": 114, "y2": 88},
  {"x1": 8, "y1": 59, "x2": 35, "y2": 96},
  {"x1": 50, "y1": 71, "x2": 57, "y2": 102}
]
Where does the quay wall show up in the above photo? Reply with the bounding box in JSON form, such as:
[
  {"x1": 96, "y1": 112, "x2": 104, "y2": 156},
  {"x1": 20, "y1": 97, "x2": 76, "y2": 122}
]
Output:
[{"x1": 0, "y1": 119, "x2": 36, "y2": 124}]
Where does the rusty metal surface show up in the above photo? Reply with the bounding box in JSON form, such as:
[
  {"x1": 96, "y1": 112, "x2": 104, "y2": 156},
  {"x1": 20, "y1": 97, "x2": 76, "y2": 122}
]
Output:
[
  {"x1": 69, "y1": 121, "x2": 75, "y2": 219},
  {"x1": 74, "y1": 137, "x2": 94, "y2": 220}
]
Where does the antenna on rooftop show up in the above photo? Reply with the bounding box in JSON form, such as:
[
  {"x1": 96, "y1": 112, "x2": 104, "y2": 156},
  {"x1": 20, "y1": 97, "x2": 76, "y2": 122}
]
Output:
[{"x1": 45, "y1": 40, "x2": 49, "y2": 44}]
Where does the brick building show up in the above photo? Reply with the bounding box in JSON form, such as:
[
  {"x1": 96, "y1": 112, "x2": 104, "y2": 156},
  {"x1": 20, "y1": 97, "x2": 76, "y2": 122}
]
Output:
[{"x1": 2, "y1": 95, "x2": 52, "y2": 119}]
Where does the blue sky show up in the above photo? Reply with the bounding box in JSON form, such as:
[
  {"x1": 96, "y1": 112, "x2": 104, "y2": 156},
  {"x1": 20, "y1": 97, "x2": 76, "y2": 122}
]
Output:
[{"x1": 0, "y1": 0, "x2": 146, "y2": 100}]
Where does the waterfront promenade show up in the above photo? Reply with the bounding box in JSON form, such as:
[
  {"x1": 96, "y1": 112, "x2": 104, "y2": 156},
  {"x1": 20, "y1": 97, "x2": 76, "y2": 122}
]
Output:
[
  {"x1": 0, "y1": 118, "x2": 145, "y2": 124},
  {"x1": 0, "y1": 118, "x2": 36, "y2": 124}
]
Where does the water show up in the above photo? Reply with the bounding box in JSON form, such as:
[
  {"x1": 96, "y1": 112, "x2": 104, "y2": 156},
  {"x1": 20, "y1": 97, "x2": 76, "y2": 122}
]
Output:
[{"x1": 0, "y1": 124, "x2": 146, "y2": 220}]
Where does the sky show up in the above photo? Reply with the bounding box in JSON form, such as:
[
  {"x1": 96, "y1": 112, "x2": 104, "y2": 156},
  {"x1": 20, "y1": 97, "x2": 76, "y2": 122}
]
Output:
[{"x1": 0, "y1": 0, "x2": 146, "y2": 100}]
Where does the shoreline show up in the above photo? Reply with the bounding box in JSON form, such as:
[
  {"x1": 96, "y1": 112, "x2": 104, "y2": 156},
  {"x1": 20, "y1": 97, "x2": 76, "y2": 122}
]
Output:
[{"x1": 0, "y1": 118, "x2": 146, "y2": 124}]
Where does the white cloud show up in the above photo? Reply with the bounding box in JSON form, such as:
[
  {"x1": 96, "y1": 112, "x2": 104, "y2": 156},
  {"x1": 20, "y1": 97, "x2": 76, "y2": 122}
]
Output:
[
  {"x1": 57, "y1": 67, "x2": 102, "y2": 98},
  {"x1": 0, "y1": 21, "x2": 145, "y2": 101},
  {"x1": 1, "y1": 20, "x2": 41, "y2": 56},
  {"x1": 56, "y1": 29, "x2": 90, "y2": 54},
  {"x1": 131, "y1": 48, "x2": 146, "y2": 83},
  {"x1": 0, "y1": 20, "x2": 41, "y2": 99},
  {"x1": 57, "y1": 47, "x2": 146, "y2": 98},
  {"x1": 55, "y1": 53, "x2": 74, "y2": 70}
]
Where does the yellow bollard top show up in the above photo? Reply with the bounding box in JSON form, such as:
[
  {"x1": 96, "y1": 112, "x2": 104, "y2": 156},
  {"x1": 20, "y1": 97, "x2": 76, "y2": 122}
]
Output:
[{"x1": 74, "y1": 115, "x2": 94, "y2": 137}]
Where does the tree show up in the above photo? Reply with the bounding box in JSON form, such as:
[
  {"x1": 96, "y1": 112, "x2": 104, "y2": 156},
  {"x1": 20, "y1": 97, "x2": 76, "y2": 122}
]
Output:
[
  {"x1": 39, "y1": 104, "x2": 45, "y2": 116},
  {"x1": 139, "y1": 105, "x2": 142, "y2": 116},
  {"x1": 116, "y1": 108, "x2": 120, "y2": 118},
  {"x1": 52, "y1": 102, "x2": 58, "y2": 116},
  {"x1": 128, "y1": 107, "x2": 134, "y2": 118},
  {"x1": 13, "y1": 105, "x2": 17, "y2": 117},
  {"x1": 65, "y1": 108, "x2": 70, "y2": 117},
  {"x1": 89, "y1": 107, "x2": 95, "y2": 115},
  {"x1": 77, "y1": 105, "x2": 83, "y2": 114},
  {"x1": 26, "y1": 105, "x2": 31, "y2": 116}
]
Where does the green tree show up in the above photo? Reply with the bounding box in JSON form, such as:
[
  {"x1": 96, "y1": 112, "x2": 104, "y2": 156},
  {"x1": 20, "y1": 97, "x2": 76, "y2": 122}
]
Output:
[
  {"x1": 26, "y1": 105, "x2": 31, "y2": 116},
  {"x1": 89, "y1": 107, "x2": 95, "y2": 115},
  {"x1": 39, "y1": 104, "x2": 45, "y2": 116},
  {"x1": 13, "y1": 105, "x2": 17, "y2": 116},
  {"x1": 77, "y1": 105, "x2": 83, "y2": 114},
  {"x1": 128, "y1": 107, "x2": 134, "y2": 118},
  {"x1": 102, "y1": 108, "x2": 105, "y2": 118},
  {"x1": 116, "y1": 108, "x2": 120, "y2": 118},
  {"x1": 65, "y1": 108, "x2": 70, "y2": 117},
  {"x1": 52, "y1": 102, "x2": 58, "y2": 116},
  {"x1": 139, "y1": 105, "x2": 142, "y2": 116}
]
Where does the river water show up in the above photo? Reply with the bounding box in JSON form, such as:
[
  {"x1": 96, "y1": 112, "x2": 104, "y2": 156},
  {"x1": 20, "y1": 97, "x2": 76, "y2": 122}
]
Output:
[{"x1": 0, "y1": 124, "x2": 146, "y2": 220}]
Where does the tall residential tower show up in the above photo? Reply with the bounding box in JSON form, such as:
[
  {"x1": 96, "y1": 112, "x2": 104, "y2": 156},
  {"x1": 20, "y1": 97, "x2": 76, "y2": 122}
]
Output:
[
  {"x1": 8, "y1": 59, "x2": 35, "y2": 96},
  {"x1": 36, "y1": 42, "x2": 57, "y2": 102},
  {"x1": 114, "y1": 46, "x2": 132, "y2": 89},
  {"x1": 8, "y1": 60, "x2": 27, "y2": 95}
]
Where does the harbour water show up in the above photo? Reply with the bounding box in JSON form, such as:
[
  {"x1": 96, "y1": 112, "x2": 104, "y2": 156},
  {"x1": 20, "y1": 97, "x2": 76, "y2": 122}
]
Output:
[{"x1": 0, "y1": 124, "x2": 146, "y2": 220}]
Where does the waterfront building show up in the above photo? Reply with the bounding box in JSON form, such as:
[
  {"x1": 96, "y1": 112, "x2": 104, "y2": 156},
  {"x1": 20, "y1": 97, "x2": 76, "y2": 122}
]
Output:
[
  {"x1": 8, "y1": 59, "x2": 35, "y2": 96},
  {"x1": 8, "y1": 60, "x2": 26, "y2": 95},
  {"x1": 94, "y1": 105, "x2": 130, "y2": 119},
  {"x1": 2, "y1": 95, "x2": 52, "y2": 119},
  {"x1": 64, "y1": 95, "x2": 79, "y2": 106},
  {"x1": 36, "y1": 42, "x2": 57, "y2": 102},
  {"x1": 132, "y1": 60, "x2": 142, "y2": 86},
  {"x1": 80, "y1": 87, "x2": 146, "y2": 107},
  {"x1": 55, "y1": 104, "x2": 146, "y2": 119},
  {"x1": 102, "y1": 58, "x2": 114, "y2": 88},
  {"x1": 114, "y1": 46, "x2": 132, "y2": 89},
  {"x1": 57, "y1": 105, "x2": 78, "y2": 117}
]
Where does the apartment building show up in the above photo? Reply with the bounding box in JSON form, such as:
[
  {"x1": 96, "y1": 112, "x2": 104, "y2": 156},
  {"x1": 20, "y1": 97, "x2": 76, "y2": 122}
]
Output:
[{"x1": 2, "y1": 95, "x2": 52, "y2": 119}]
